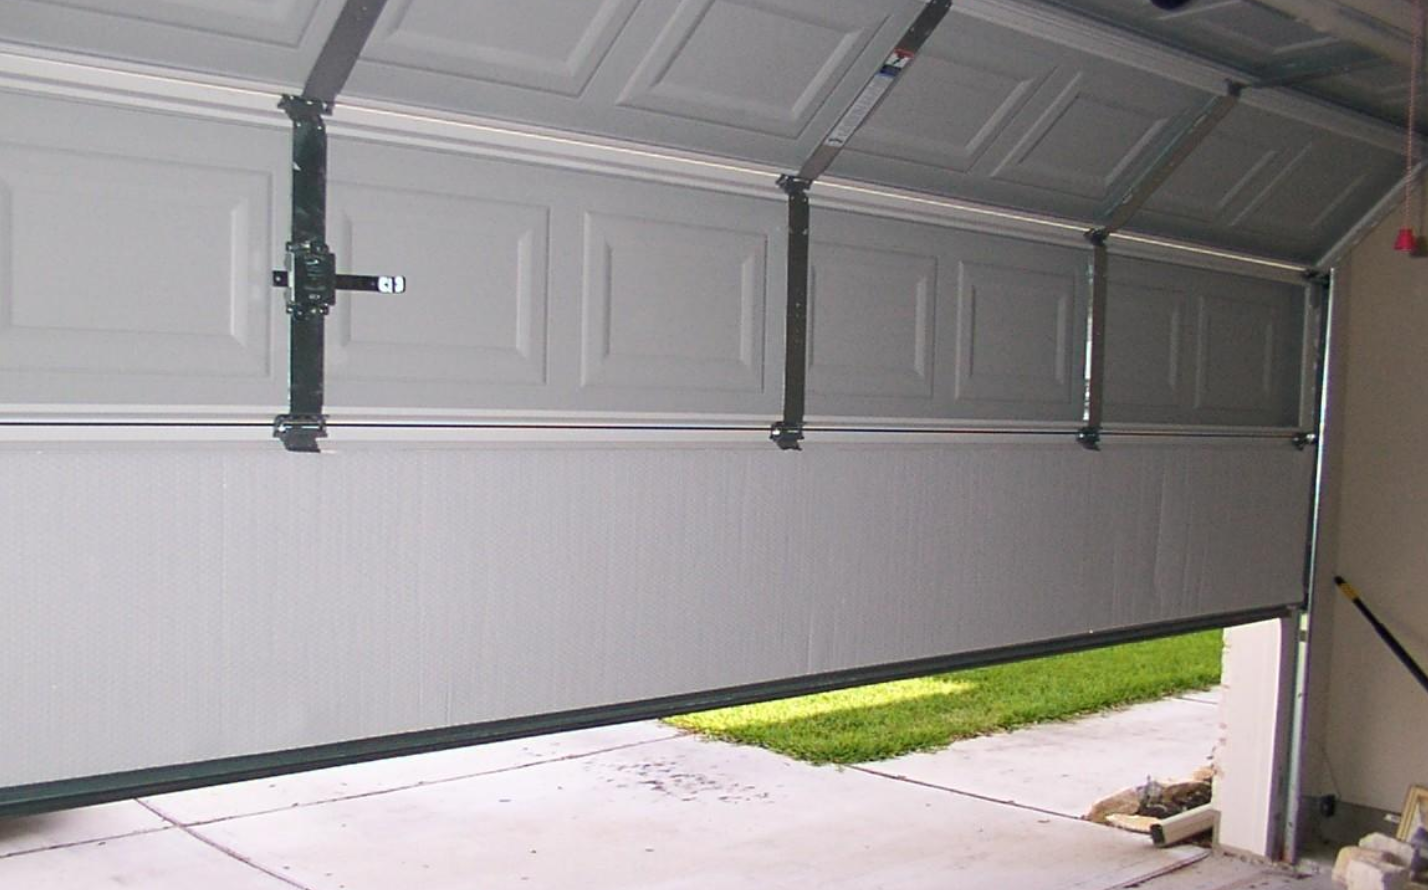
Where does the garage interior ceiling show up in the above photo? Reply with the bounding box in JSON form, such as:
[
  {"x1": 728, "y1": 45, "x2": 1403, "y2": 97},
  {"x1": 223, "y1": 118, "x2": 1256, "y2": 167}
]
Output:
[{"x1": 0, "y1": 0, "x2": 1417, "y2": 265}]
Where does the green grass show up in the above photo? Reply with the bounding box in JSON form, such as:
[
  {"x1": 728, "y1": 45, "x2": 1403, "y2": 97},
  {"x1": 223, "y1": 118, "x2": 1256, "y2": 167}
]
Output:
[{"x1": 667, "y1": 630, "x2": 1223, "y2": 765}]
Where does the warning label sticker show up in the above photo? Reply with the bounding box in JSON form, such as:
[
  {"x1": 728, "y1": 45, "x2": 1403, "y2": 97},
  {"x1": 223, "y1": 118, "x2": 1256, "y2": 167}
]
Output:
[{"x1": 823, "y1": 49, "x2": 915, "y2": 148}]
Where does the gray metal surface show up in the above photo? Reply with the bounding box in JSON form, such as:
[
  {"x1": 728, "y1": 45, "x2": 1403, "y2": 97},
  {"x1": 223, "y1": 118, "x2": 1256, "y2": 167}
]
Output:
[
  {"x1": 1040, "y1": 0, "x2": 1427, "y2": 131},
  {"x1": 0, "y1": 0, "x2": 1406, "y2": 262},
  {"x1": 829, "y1": 8, "x2": 1403, "y2": 262},
  {"x1": 1103, "y1": 257, "x2": 1305, "y2": 428},
  {"x1": 0, "y1": 89, "x2": 1304, "y2": 428},
  {"x1": 0, "y1": 439, "x2": 1312, "y2": 790}
]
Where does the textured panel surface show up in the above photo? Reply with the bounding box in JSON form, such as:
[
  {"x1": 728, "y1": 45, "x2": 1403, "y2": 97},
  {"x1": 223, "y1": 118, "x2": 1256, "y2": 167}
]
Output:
[
  {"x1": 954, "y1": 259, "x2": 1080, "y2": 412},
  {"x1": 0, "y1": 0, "x2": 341, "y2": 87},
  {"x1": 616, "y1": 0, "x2": 884, "y2": 136},
  {"x1": 1104, "y1": 257, "x2": 1303, "y2": 427},
  {"x1": 805, "y1": 212, "x2": 1091, "y2": 424},
  {"x1": 344, "y1": 0, "x2": 923, "y2": 170},
  {"x1": 360, "y1": 0, "x2": 638, "y2": 96},
  {"x1": 991, "y1": 73, "x2": 1174, "y2": 200},
  {"x1": 831, "y1": 13, "x2": 1203, "y2": 224},
  {"x1": 0, "y1": 92, "x2": 282, "y2": 407},
  {"x1": 1103, "y1": 277, "x2": 1186, "y2": 413},
  {"x1": 0, "y1": 440, "x2": 1311, "y2": 788},
  {"x1": 843, "y1": 17, "x2": 1052, "y2": 173},
  {"x1": 580, "y1": 211, "x2": 767, "y2": 394},
  {"x1": 327, "y1": 183, "x2": 549, "y2": 388},
  {"x1": 1137, "y1": 105, "x2": 1403, "y2": 261},
  {"x1": 807, "y1": 242, "x2": 935, "y2": 400}
]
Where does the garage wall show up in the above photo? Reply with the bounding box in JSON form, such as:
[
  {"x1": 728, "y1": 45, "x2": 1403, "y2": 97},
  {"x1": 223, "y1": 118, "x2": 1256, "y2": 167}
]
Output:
[{"x1": 1312, "y1": 181, "x2": 1428, "y2": 815}]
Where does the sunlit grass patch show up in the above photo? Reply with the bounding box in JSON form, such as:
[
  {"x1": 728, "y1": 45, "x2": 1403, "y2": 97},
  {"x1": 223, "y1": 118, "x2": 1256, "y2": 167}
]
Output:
[{"x1": 668, "y1": 630, "x2": 1222, "y2": 764}]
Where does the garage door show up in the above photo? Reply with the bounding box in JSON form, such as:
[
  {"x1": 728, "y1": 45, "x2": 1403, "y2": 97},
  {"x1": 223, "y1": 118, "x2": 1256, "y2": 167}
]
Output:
[{"x1": 0, "y1": 0, "x2": 1381, "y2": 814}]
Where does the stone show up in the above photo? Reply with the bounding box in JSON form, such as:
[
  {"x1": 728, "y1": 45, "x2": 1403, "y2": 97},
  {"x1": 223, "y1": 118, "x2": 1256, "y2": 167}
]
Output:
[
  {"x1": 1344, "y1": 856, "x2": 1409, "y2": 890},
  {"x1": 1360, "y1": 833, "x2": 1419, "y2": 869},
  {"x1": 1337, "y1": 847, "x2": 1396, "y2": 886},
  {"x1": 1084, "y1": 787, "x2": 1141, "y2": 824}
]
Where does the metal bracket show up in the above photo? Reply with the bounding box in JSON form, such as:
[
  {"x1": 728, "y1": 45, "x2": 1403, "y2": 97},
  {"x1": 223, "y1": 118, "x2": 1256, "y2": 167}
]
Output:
[
  {"x1": 273, "y1": 414, "x2": 328, "y2": 453},
  {"x1": 1291, "y1": 431, "x2": 1318, "y2": 451},
  {"x1": 771, "y1": 174, "x2": 811, "y2": 451},
  {"x1": 271, "y1": 93, "x2": 404, "y2": 453}
]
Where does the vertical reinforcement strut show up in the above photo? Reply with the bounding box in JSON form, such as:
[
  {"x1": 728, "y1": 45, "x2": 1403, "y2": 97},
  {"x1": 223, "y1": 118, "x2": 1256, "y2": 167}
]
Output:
[
  {"x1": 269, "y1": 0, "x2": 401, "y2": 453},
  {"x1": 1079, "y1": 231, "x2": 1109, "y2": 451},
  {"x1": 1077, "y1": 81, "x2": 1244, "y2": 452},
  {"x1": 271, "y1": 97, "x2": 406, "y2": 452},
  {"x1": 771, "y1": 175, "x2": 811, "y2": 450},
  {"x1": 275, "y1": 95, "x2": 335, "y2": 453},
  {"x1": 770, "y1": 0, "x2": 951, "y2": 449}
]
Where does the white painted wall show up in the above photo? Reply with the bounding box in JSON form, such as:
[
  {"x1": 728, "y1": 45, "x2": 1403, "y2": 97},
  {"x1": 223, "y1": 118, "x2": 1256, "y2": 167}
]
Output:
[{"x1": 1312, "y1": 178, "x2": 1428, "y2": 814}]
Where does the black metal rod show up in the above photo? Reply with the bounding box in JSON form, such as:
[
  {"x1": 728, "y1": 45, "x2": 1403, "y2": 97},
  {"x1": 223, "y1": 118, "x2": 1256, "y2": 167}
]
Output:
[
  {"x1": 772, "y1": 176, "x2": 811, "y2": 450},
  {"x1": 302, "y1": 0, "x2": 391, "y2": 106},
  {"x1": 1335, "y1": 576, "x2": 1428, "y2": 695}
]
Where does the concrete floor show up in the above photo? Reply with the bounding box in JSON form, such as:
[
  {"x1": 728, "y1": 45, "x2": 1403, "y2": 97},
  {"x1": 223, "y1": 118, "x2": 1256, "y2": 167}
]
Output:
[{"x1": 0, "y1": 690, "x2": 1331, "y2": 889}]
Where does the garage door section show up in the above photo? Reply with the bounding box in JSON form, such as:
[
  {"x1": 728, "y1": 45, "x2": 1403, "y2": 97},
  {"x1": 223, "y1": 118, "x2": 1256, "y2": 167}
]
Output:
[{"x1": 0, "y1": 0, "x2": 1372, "y2": 813}]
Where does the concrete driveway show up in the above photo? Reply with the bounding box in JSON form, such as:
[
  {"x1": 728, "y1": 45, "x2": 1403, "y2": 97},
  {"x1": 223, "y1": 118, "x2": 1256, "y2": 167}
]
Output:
[{"x1": 0, "y1": 690, "x2": 1329, "y2": 889}]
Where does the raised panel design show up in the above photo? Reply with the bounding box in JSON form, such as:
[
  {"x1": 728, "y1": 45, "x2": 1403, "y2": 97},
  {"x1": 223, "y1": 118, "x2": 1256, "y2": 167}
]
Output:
[
  {"x1": 1104, "y1": 282, "x2": 1186, "y2": 412},
  {"x1": 1195, "y1": 294, "x2": 1280, "y2": 414},
  {"x1": 1230, "y1": 139, "x2": 1371, "y2": 236},
  {"x1": 617, "y1": 0, "x2": 888, "y2": 137},
  {"x1": 34, "y1": 0, "x2": 320, "y2": 45},
  {"x1": 992, "y1": 73, "x2": 1172, "y2": 200},
  {"x1": 807, "y1": 242, "x2": 934, "y2": 399},
  {"x1": 0, "y1": 143, "x2": 271, "y2": 380},
  {"x1": 0, "y1": 0, "x2": 341, "y2": 87},
  {"x1": 327, "y1": 185, "x2": 548, "y2": 389},
  {"x1": 363, "y1": 0, "x2": 638, "y2": 96},
  {"x1": 1143, "y1": 131, "x2": 1281, "y2": 224},
  {"x1": 581, "y1": 212, "x2": 766, "y2": 393},
  {"x1": 846, "y1": 37, "x2": 1050, "y2": 172},
  {"x1": 954, "y1": 261, "x2": 1076, "y2": 407}
]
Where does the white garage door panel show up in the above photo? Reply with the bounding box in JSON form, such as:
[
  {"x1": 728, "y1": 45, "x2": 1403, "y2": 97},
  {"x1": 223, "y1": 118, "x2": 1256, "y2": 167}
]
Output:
[
  {"x1": 0, "y1": 440, "x2": 1310, "y2": 788},
  {"x1": 321, "y1": 134, "x2": 786, "y2": 416},
  {"x1": 1104, "y1": 257, "x2": 1304, "y2": 428},
  {"x1": 0, "y1": 92, "x2": 284, "y2": 408},
  {"x1": 806, "y1": 210, "x2": 1088, "y2": 424},
  {"x1": 0, "y1": 0, "x2": 344, "y2": 89},
  {"x1": 806, "y1": 210, "x2": 1303, "y2": 428}
]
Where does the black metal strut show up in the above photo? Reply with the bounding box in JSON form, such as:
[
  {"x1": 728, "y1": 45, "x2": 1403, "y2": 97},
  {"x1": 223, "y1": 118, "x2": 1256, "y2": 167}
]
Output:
[
  {"x1": 1077, "y1": 81, "x2": 1246, "y2": 451},
  {"x1": 270, "y1": 0, "x2": 401, "y2": 453},
  {"x1": 771, "y1": 0, "x2": 951, "y2": 449},
  {"x1": 771, "y1": 175, "x2": 811, "y2": 450}
]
